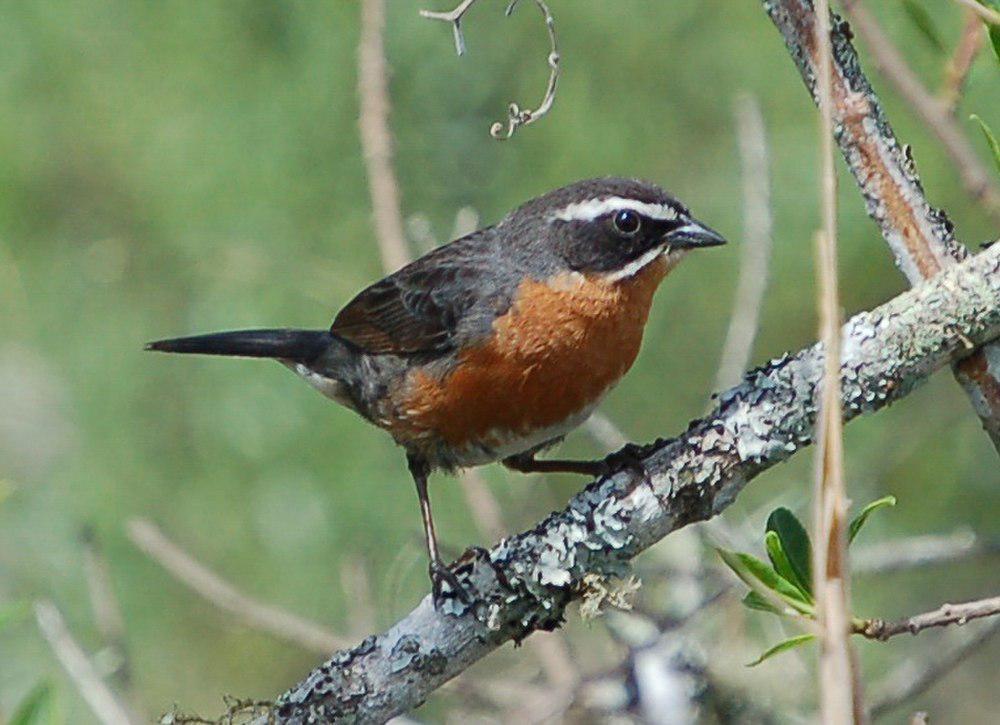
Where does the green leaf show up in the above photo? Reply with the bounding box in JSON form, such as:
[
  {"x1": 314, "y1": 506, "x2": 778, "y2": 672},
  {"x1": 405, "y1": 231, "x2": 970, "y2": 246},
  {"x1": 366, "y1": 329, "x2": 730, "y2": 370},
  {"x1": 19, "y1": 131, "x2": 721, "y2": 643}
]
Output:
[
  {"x1": 765, "y1": 507, "x2": 813, "y2": 597},
  {"x1": 9, "y1": 682, "x2": 55, "y2": 725},
  {"x1": 716, "y1": 548, "x2": 814, "y2": 615},
  {"x1": 901, "y1": 0, "x2": 946, "y2": 53},
  {"x1": 970, "y1": 114, "x2": 1000, "y2": 176},
  {"x1": 742, "y1": 590, "x2": 785, "y2": 615},
  {"x1": 746, "y1": 634, "x2": 817, "y2": 667},
  {"x1": 848, "y1": 496, "x2": 896, "y2": 544},
  {"x1": 765, "y1": 531, "x2": 812, "y2": 602}
]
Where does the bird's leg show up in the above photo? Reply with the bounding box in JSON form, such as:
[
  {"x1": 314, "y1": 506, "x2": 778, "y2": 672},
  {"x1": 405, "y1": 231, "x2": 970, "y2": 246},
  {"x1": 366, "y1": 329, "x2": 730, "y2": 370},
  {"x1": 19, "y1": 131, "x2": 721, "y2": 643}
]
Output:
[
  {"x1": 407, "y1": 454, "x2": 470, "y2": 607},
  {"x1": 502, "y1": 452, "x2": 608, "y2": 477},
  {"x1": 504, "y1": 444, "x2": 652, "y2": 482}
]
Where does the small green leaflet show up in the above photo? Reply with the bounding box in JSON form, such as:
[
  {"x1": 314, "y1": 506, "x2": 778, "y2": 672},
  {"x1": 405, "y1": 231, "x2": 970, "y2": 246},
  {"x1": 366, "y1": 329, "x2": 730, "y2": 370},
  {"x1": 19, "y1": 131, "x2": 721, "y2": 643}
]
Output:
[
  {"x1": 848, "y1": 495, "x2": 896, "y2": 544},
  {"x1": 765, "y1": 507, "x2": 812, "y2": 597},
  {"x1": 747, "y1": 634, "x2": 817, "y2": 667},
  {"x1": 901, "y1": 0, "x2": 945, "y2": 53},
  {"x1": 716, "y1": 548, "x2": 814, "y2": 615},
  {"x1": 970, "y1": 115, "x2": 1000, "y2": 175},
  {"x1": 742, "y1": 590, "x2": 785, "y2": 615}
]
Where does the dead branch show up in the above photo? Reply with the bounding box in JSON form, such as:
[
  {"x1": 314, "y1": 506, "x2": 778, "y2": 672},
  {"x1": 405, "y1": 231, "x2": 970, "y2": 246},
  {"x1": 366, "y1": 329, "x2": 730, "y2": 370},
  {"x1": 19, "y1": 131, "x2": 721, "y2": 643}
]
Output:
[
  {"x1": 715, "y1": 93, "x2": 774, "y2": 392},
  {"x1": 853, "y1": 530, "x2": 1000, "y2": 574},
  {"x1": 941, "y1": 12, "x2": 983, "y2": 114},
  {"x1": 358, "y1": 0, "x2": 409, "y2": 273},
  {"x1": 952, "y1": 0, "x2": 1000, "y2": 26},
  {"x1": 33, "y1": 600, "x2": 137, "y2": 725},
  {"x1": 856, "y1": 595, "x2": 1000, "y2": 641},
  {"x1": 127, "y1": 519, "x2": 347, "y2": 655},
  {"x1": 256, "y1": 242, "x2": 1000, "y2": 723},
  {"x1": 812, "y1": 0, "x2": 861, "y2": 719}
]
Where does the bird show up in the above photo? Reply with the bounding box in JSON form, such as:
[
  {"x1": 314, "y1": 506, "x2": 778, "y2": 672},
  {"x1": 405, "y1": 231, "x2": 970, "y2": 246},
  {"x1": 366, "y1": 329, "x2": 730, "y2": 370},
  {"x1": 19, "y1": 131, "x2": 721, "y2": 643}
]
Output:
[{"x1": 147, "y1": 177, "x2": 726, "y2": 605}]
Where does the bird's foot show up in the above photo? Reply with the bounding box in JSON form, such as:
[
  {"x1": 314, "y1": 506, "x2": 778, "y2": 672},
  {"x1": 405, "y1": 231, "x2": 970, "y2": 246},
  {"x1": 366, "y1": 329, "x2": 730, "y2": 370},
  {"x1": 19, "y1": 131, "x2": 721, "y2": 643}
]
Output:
[
  {"x1": 602, "y1": 443, "x2": 652, "y2": 484},
  {"x1": 429, "y1": 559, "x2": 472, "y2": 609}
]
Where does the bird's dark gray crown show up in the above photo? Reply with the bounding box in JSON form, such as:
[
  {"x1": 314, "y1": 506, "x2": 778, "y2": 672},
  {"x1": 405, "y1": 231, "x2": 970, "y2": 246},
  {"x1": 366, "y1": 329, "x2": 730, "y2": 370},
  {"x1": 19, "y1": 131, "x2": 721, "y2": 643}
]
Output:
[{"x1": 508, "y1": 177, "x2": 689, "y2": 222}]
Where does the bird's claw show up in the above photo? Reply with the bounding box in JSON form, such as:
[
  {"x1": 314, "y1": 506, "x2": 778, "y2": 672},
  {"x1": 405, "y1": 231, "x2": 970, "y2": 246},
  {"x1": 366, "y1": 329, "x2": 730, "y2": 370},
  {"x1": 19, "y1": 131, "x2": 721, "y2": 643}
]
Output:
[{"x1": 429, "y1": 560, "x2": 471, "y2": 608}]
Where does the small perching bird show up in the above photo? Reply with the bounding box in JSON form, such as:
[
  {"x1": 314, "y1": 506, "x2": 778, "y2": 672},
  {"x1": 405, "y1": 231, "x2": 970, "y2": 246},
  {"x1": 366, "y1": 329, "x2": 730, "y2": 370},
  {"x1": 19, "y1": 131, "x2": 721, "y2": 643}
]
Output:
[{"x1": 147, "y1": 177, "x2": 726, "y2": 604}]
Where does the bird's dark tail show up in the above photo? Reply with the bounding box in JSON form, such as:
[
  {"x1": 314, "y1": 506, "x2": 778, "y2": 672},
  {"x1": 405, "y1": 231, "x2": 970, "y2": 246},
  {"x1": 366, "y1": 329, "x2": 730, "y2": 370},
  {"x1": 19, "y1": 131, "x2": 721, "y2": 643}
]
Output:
[{"x1": 145, "y1": 329, "x2": 331, "y2": 363}]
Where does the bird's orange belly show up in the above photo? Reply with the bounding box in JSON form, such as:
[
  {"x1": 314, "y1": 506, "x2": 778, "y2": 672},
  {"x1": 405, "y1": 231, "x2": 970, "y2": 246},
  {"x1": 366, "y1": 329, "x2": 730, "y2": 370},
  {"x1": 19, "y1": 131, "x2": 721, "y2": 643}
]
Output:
[{"x1": 387, "y1": 256, "x2": 669, "y2": 466}]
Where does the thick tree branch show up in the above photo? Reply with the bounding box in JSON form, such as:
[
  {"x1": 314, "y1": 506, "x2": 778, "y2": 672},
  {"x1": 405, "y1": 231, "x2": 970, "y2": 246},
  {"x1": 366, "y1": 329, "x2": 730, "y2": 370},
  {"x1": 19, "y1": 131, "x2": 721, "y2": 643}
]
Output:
[
  {"x1": 763, "y1": 0, "x2": 1000, "y2": 453},
  {"x1": 260, "y1": 243, "x2": 1000, "y2": 723}
]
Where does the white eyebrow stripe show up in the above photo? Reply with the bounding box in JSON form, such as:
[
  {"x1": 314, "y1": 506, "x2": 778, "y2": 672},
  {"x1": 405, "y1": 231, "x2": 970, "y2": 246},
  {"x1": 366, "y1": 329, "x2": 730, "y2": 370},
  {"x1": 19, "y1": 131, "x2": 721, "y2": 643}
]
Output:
[{"x1": 550, "y1": 196, "x2": 680, "y2": 222}]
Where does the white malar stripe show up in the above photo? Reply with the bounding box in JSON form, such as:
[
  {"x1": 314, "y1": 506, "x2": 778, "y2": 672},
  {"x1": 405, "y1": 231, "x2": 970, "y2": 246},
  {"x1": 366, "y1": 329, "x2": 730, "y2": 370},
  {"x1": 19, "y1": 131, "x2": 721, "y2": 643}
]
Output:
[
  {"x1": 551, "y1": 196, "x2": 680, "y2": 223},
  {"x1": 601, "y1": 247, "x2": 665, "y2": 283}
]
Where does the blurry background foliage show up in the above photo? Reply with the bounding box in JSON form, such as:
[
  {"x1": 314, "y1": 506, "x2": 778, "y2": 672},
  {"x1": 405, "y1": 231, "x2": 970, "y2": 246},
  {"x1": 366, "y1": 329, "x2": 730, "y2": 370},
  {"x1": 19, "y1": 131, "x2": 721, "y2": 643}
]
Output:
[{"x1": 0, "y1": 0, "x2": 997, "y2": 722}]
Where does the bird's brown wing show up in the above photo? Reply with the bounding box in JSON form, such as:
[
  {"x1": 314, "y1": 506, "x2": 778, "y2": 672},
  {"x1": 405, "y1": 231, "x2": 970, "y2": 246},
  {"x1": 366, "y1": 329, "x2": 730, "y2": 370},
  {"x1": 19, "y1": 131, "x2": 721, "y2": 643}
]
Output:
[{"x1": 331, "y1": 233, "x2": 506, "y2": 355}]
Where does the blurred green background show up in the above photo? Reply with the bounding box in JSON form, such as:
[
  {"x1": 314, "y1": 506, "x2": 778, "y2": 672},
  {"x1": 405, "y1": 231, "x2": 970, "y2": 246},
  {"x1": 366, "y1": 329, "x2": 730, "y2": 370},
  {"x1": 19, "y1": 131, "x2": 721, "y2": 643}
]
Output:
[{"x1": 1, "y1": 1, "x2": 998, "y2": 722}]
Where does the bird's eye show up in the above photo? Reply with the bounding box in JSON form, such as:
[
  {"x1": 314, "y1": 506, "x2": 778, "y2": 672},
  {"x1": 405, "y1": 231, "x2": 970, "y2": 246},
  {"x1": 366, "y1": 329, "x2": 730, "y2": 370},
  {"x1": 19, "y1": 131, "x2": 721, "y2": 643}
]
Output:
[{"x1": 613, "y1": 210, "x2": 641, "y2": 235}]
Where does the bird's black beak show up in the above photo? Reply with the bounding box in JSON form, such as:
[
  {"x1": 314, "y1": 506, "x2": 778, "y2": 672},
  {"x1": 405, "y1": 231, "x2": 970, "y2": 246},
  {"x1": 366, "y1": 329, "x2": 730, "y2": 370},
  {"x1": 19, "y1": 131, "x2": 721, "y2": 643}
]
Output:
[{"x1": 664, "y1": 219, "x2": 727, "y2": 249}]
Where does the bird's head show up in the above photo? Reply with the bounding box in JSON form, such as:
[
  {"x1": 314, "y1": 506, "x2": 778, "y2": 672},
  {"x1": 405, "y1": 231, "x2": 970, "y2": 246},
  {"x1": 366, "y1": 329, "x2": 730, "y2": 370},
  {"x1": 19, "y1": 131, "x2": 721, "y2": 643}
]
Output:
[{"x1": 506, "y1": 177, "x2": 726, "y2": 281}]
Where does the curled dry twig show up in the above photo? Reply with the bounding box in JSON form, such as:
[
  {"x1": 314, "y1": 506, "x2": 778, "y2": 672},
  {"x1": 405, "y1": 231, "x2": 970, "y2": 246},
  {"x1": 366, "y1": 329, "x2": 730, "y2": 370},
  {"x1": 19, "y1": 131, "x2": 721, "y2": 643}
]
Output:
[{"x1": 420, "y1": 0, "x2": 560, "y2": 140}]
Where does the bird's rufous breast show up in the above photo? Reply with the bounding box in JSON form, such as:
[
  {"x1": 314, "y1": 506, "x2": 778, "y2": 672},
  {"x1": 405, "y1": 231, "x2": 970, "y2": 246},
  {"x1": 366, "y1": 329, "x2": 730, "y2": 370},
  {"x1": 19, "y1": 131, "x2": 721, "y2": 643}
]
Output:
[{"x1": 389, "y1": 254, "x2": 671, "y2": 454}]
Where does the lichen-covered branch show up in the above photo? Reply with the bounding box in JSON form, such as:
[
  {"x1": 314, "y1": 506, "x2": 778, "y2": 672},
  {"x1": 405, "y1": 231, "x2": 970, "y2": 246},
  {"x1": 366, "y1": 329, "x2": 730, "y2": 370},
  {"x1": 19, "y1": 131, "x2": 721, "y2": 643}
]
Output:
[
  {"x1": 261, "y1": 243, "x2": 1000, "y2": 723},
  {"x1": 762, "y1": 0, "x2": 1000, "y2": 453}
]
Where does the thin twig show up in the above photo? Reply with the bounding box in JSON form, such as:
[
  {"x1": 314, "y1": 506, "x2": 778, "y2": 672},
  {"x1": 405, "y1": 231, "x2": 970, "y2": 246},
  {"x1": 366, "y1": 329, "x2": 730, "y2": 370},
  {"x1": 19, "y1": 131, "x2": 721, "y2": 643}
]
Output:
[
  {"x1": 869, "y1": 615, "x2": 1000, "y2": 718},
  {"x1": 126, "y1": 518, "x2": 347, "y2": 654},
  {"x1": 856, "y1": 595, "x2": 1000, "y2": 640},
  {"x1": 952, "y1": 0, "x2": 1000, "y2": 26},
  {"x1": 340, "y1": 555, "x2": 377, "y2": 635},
  {"x1": 419, "y1": 0, "x2": 478, "y2": 55},
  {"x1": 81, "y1": 528, "x2": 145, "y2": 721},
  {"x1": 358, "y1": 0, "x2": 410, "y2": 272},
  {"x1": 813, "y1": 1, "x2": 863, "y2": 721},
  {"x1": 420, "y1": 0, "x2": 560, "y2": 140},
  {"x1": 33, "y1": 600, "x2": 137, "y2": 725},
  {"x1": 584, "y1": 411, "x2": 629, "y2": 451},
  {"x1": 81, "y1": 527, "x2": 128, "y2": 657},
  {"x1": 715, "y1": 93, "x2": 774, "y2": 391},
  {"x1": 456, "y1": 468, "x2": 507, "y2": 544},
  {"x1": 853, "y1": 531, "x2": 1000, "y2": 574},
  {"x1": 940, "y1": 12, "x2": 983, "y2": 115},
  {"x1": 843, "y1": 0, "x2": 1000, "y2": 222}
]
